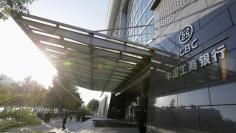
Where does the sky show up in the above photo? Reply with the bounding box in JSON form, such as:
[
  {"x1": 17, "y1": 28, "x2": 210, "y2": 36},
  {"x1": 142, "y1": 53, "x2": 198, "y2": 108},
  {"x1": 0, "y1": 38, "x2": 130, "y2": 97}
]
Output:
[
  {"x1": 0, "y1": 0, "x2": 110, "y2": 105},
  {"x1": 29, "y1": 0, "x2": 110, "y2": 30},
  {"x1": 0, "y1": 17, "x2": 57, "y2": 87}
]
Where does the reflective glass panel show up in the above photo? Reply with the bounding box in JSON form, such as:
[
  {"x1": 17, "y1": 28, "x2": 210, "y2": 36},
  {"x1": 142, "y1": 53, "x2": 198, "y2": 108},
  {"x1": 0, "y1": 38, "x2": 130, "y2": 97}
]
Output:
[
  {"x1": 178, "y1": 87, "x2": 210, "y2": 107},
  {"x1": 209, "y1": 78, "x2": 236, "y2": 105},
  {"x1": 200, "y1": 105, "x2": 236, "y2": 133}
]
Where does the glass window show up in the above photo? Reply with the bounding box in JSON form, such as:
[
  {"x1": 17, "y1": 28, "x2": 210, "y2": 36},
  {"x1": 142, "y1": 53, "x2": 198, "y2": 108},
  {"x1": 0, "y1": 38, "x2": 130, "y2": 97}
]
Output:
[
  {"x1": 178, "y1": 128, "x2": 206, "y2": 133},
  {"x1": 142, "y1": 0, "x2": 148, "y2": 8},
  {"x1": 197, "y1": 46, "x2": 222, "y2": 82},
  {"x1": 147, "y1": 4, "x2": 153, "y2": 20},
  {"x1": 147, "y1": 106, "x2": 157, "y2": 125},
  {"x1": 131, "y1": 36, "x2": 134, "y2": 42},
  {"x1": 159, "y1": 94, "x2": 177, "y2": 107},
  {"x1": 178, "y1": 87, "x2": 210, "y2": 107},
  {"x1": 134, "y1": 15, "x2": 138, "y2": 25},
  {"x1": 170, "y1": 108, "x2": 178, "y2": 127},
  {"x1": 182, "y1": 54, "x2": 216, "y2": 89},
  {"x1": 137, "y1": 35, "x2": 141, "y2": 43},
  {"x1": 200, "y1": 105, "x2": 236, "y2": 133},
  {"x1": 156, "y1": 108, "x2": 178, "y2": 133},
  {"x1": 137, "y1": 20, "x2": 142, "y2": 34},
  {"x1": 146, "y1": 25, "x2": 151, "y2": 34},
  {"x1": 130, "y1": 28, "x2": 134, "y2": 36},
  {"x1": 165, "y1": 74, "x2": 186, "y2": 92},
  {"x1": 156, "y1": 127, "x2": 178, "y2": 133},
  {"x1": 127, "y1": 0, "x2": 154, "y2": 44},
  {"x1": 137, "y1": 9, "x2": 142, "y2": 23},
  {"x1": 140, "y1": 34, "x2": 144, "y2": 43},
  {"x1": 141, "y1": 12, "x2": 147, "y2": 25},
  {"x1": 149, "y1": 76, "x2": 165, "y2": 97},
  {"x1": 219, "y1": 49, "x2": 236, "y2": 78},
  {"x1": 156, "y1": 108, "x2": 171, "y2": 124},
  {"x1": 142, "y1": 28, "x2": 147, "y2": 43},
  {"x1": 134, "y1": 28, "x2": 137, "y2": 37},
  {"x1": 209, "y1": 78, "x2": 236, "y2": 105},
  {"x1": 176, "y1": 107, "x2": 200, "y2": 131}
]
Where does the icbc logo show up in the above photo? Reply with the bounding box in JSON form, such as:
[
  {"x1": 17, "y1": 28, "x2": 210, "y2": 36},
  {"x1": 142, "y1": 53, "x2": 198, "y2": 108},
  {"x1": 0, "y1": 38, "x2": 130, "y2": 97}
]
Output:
[
  {"x1": 179, "y1": 25, "x2": 193, "y2": 44},
  {"x1": 178, "y1": 25, "x2": 198, "y2": 58}
]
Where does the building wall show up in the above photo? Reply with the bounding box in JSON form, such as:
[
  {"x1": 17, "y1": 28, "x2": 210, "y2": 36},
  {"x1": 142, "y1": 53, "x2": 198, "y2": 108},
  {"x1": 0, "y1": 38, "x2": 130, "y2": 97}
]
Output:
[
  {"x1": 108, "y1": 0, "x2": 155, "y2": 45},
  {"x1": 126, "y1": 0, "x2": 154, "y2": 44},
  {"x1": 98, "y1": 95, "x2": 109, "y2": 118},
  {"x1": 147, "y1": 0, "x2": 236, "y2": 132},
  {"x1": 106, "y1": 0, "x2": 155, "y2": 122}
]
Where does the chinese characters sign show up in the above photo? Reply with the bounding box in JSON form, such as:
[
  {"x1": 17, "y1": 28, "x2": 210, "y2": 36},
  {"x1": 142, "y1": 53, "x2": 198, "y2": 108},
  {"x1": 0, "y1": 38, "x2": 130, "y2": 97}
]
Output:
[{"x1": 166, "y1": 24, "x2": 227, "y2": 80}]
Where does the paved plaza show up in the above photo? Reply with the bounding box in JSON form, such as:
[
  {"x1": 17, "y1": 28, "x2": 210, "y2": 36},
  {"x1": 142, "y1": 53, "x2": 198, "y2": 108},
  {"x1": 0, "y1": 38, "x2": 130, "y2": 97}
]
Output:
[{"x1": 7, "y1": 118, "x2": 138, "y2": 133}]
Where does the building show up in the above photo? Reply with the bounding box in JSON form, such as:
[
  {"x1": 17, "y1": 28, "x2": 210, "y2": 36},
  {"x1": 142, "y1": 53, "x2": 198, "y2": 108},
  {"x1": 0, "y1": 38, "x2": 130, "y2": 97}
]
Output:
[
  {"x1": 97, "y1": 95, "x2": 110, "y2": 118},
  {"x1": 107, "y1": 0, "x2": 154, "y2": 45},
  {"x1": 13, "y1": 0, "x2": 236, "y2": 132},
  {"x1": 107, "y1": 0, "x2": 236, "y2": 132}
]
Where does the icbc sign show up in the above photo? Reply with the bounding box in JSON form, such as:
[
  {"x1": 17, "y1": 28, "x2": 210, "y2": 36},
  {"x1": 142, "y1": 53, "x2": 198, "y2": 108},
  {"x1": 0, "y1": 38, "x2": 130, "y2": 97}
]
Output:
[
  {"x1": 167, "y1": 24, "x2": 227, "y2": 80},
  {"x1": 178, "y1": 25, "x2": 199, "y2": 58},
  {"x1": 179, "y1": 25, "x2": 193, "y2": 44}
]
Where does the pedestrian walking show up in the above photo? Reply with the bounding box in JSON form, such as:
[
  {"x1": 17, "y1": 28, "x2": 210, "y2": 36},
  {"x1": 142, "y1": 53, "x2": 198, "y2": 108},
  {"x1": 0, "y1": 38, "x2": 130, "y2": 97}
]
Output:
[{"x1": 62, "y1": 112, "x2": 68, "y2": 130}]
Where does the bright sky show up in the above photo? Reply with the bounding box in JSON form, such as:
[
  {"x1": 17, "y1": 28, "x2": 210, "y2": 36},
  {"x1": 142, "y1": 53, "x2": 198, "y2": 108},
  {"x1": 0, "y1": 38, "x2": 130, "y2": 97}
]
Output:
[
  {"x1": 0, "y1": 18, "x2": 57, "y2": 87},
  {"x1": 77, "y1": 87, "x2": 111, "y2": 105},
  {"x1": 0, "y1": 0, "x2": 110, "y2": 104}
]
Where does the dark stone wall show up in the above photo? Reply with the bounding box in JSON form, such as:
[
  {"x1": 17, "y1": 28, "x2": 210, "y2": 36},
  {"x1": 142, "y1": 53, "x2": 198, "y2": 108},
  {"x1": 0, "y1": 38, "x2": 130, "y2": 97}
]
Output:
[{"x1": 147, "y1": 0, "x2": 236, "y2": 132}]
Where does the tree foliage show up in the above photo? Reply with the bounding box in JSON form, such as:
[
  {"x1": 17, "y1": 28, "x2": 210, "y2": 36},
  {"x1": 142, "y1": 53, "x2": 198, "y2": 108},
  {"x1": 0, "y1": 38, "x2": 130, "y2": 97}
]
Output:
[
  {"x1": 0, "y1": 76, "x2": 47, "y2": 107},
  {"x1": 44, "y1": 76, "x2": 83, "y2": 111},
  {"x1": 0, "y1": 0, "x2": 35, "y2": 19},
  {"x1": 0, "y1": 74, "x2": 83, "y2": 112},
  {"x1": 87, "y1": 99, "x2": 99, "y2": 112}
]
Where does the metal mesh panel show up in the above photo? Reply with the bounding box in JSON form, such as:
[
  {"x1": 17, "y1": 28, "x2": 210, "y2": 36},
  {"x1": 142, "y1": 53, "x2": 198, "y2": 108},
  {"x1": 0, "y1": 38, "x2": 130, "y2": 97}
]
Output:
[{"x1": 159, "y1": 0, "x2": 190, "y2": 30}]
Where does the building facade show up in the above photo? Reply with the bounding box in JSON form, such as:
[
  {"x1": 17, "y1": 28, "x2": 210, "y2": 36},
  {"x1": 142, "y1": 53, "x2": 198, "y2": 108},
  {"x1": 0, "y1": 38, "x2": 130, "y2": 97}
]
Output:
[
  {"x1": 107, "y1": 0, "x2": 236, "y2": 132},
  {"x1": 97, "y1": 95, "x2": 110, "y2": 118},
  {"x1": 107, "y1": 0, "x2": 154, "y2": 44}
]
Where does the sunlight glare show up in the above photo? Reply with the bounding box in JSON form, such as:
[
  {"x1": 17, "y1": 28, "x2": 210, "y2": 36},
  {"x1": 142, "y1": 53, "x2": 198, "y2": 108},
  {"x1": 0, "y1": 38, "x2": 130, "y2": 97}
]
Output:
[
  {"x1": 77, "y1": 87, "x2": 111, "y2": 105},
  {"x1": 0, "y1": 17, "x2": 57, "y2": 88}
]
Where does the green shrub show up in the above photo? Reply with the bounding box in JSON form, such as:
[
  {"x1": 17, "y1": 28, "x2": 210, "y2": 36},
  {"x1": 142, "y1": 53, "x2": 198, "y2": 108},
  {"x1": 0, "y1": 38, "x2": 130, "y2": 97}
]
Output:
[{"x1": 0, "y1": 110, "x2": 41, "y2": 131}]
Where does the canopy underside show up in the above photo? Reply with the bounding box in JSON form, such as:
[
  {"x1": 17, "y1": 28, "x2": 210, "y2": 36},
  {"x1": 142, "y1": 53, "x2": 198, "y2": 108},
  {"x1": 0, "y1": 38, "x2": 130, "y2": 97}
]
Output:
[{"x1": 13, "y1": 13, "x2": 153, "y2": 92}]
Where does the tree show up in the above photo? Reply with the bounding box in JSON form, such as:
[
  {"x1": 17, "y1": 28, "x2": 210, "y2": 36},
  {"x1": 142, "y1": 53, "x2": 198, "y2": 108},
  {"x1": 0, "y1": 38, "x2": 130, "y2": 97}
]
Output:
[
  {"x1": 44, "y1": 76, "x2": 83, "y2": 111},
  {"x1": 0, "y1": 75, "x2": 48, "y2": 108},
  {"x1": 0, "y1": 0, "x2": 35, "y2": 19},
  {"x1": 87, "y1": 99, "x2": 99, "y2": 113},
  {"x1": 0, "y1": 74, "x2": 83, "y2": 112},
  {"x1": 20, "y1": 77, "x2": 48, "y2": 107}
]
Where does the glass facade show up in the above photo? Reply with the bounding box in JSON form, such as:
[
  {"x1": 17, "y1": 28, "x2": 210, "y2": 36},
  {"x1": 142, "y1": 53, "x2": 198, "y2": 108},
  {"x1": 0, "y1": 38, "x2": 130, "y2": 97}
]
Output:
[{"x1": 126, "y1": 0, "x2": 154, "y2": 45}]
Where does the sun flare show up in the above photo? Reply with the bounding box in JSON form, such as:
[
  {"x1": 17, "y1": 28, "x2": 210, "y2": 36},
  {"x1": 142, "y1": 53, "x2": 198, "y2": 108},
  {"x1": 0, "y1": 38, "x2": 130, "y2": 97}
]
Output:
[{"x1": 0, "y1": 18, "x2": 57, "y2": 88}]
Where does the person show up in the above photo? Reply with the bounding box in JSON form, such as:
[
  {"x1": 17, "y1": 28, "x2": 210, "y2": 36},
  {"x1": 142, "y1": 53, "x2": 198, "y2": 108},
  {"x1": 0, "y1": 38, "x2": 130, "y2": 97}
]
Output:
[
  {"x1": 76, "y1": 113, "x2": 81, "y2": 122},
  {"x1": 70, "y1": 115, "x2": 73, "y2": 121},
  {"x1": 135, "y1": 106, "x2": 146, "y2": 133},
  {"x1": 62, "y1": 112, "x2": 68, "y2": 130},
  {"x1": 45, "y1": 113, "x2": 50, "y2": 123},
  {"x1": 81, "y1": 113, "x2": 85, "y2": 122},
  {"x1": 47, "y1": 113, "x2": 50, "y2": 123}
]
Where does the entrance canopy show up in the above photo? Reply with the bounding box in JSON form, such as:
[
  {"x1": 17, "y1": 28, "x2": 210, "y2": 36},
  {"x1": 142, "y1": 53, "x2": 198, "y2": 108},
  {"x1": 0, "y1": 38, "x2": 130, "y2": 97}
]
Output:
[{"x1": 13, "y1": 13, "x2": 153, "y2": 92}]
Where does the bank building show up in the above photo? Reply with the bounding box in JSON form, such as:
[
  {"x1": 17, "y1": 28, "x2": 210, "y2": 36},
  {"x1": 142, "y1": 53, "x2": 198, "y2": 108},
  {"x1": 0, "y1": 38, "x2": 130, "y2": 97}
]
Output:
[{"x1": 13, "y1": 0, "x2": 236, "y2": 132}]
